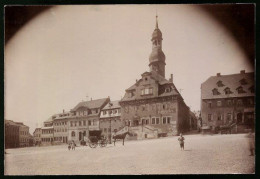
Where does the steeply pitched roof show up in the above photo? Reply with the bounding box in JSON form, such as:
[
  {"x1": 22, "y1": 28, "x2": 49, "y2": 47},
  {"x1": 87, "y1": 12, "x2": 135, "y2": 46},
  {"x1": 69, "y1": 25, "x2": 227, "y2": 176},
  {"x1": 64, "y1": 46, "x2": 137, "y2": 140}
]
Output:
[
  {"x1": 102, "y1": 100, "x2": 121, "y2": 110},
  {"x1": 72, "y1": 98, "x2": 109, "y2": 111},
  {"x1": 201, "y1": 72, "x2": 254, "y2": 99}
]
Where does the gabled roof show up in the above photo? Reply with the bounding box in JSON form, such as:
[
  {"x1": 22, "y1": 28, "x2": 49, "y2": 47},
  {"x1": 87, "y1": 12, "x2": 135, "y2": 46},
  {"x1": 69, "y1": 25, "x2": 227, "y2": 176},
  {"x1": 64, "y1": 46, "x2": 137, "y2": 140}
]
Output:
[
  {"x1": 102, "y1": 100, "x2": 121, "y2": 110},
  {"x1": 72, "y1": 98, "x2": 109, "y2": 111},
  {"x1": 201, "y1": 72, "x2": 254, "y2": 99}
]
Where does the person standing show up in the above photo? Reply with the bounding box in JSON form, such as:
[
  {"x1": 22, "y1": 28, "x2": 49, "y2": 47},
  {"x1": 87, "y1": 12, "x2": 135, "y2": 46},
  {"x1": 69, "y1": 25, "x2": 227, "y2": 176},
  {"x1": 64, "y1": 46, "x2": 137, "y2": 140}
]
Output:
[
  {"x1": 178, "y1": 133, "x2": 185, "y2": 150},
  {"x1": 72, "y1": 141, "x2": 76, "y2": 150},
  {"x1": 68, "y1": 142, "x2": 71, "y2": 150},
  {"x1": 246, "y1": 130, "x2": 255, "y2": 156}
]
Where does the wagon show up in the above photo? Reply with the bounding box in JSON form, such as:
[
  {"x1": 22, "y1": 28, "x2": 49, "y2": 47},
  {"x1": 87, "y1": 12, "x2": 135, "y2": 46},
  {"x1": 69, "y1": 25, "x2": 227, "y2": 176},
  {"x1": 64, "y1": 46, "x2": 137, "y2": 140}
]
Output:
[{"x1": 80, "y1": 130, "x2": 107, "y2": 148}]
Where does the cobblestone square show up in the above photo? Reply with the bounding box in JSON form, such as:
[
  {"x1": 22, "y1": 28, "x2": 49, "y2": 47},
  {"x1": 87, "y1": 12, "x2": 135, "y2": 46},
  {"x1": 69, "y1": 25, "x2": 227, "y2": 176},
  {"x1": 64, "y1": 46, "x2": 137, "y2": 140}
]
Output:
[{"x1": 5, "y1": 134, "x2": 254, "y2": 175}]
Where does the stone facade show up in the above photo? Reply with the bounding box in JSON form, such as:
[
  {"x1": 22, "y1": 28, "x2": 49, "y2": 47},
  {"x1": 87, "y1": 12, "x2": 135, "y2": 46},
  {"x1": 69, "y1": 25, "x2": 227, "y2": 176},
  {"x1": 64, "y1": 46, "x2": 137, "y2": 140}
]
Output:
[
  {"x1": 119, "y1": 16, "x2": 190, "y2": 139},
  {"x1": 201, "y1": 70, "x2": 255, "y2": 132}
]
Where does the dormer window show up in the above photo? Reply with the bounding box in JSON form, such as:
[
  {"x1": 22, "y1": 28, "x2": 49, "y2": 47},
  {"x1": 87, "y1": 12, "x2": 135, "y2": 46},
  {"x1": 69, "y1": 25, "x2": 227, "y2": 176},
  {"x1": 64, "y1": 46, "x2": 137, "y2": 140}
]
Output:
[
  {"x1": 236, "y1": 86, "x2": 246, "y2": 94},
  {"x1": 239, "y1": 78, "x2": 248, "y2": 85},
  {"x1": 141, "y1": 88, "x2": 153, "y2": 95},
  {"x1": 224, "y1": 87, "x2": 232, "y2": 95},
  {"x1": 249, "y1": 86, "x2": 254, "y2": 93},
  {"x1": 212, "y1": 88, "x2": 220, "y2": 95},
  {"x1": 128, "y1": 91, "x2": 134, "y2": 98},
  {"x1": 217, "y1": 80, "x2": 224, "y2": 87},
  {"x1": 145, "y1": 77, "x2": 148, "y2": 81},
  {"x1": 165, "y1": 87, "x2": 171, "y2": 93}
]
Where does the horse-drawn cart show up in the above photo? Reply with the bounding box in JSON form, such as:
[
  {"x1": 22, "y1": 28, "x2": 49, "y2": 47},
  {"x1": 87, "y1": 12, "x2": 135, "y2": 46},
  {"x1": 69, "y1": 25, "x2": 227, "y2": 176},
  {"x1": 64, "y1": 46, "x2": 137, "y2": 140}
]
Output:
[{"x1": 80, "y1": 130, "x2": 107, "y2": 148}]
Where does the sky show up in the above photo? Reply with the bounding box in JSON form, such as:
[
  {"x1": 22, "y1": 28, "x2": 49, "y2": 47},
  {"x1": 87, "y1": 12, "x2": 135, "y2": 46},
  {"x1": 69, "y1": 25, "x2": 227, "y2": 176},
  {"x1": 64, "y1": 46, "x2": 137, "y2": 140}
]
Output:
[{"x1": 5, "y1": 5, "x2": 253, "y2": 133}]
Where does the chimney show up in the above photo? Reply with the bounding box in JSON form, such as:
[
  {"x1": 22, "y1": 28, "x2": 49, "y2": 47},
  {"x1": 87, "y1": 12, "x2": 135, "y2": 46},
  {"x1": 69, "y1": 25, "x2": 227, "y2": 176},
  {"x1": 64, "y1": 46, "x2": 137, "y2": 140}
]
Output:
[
  {"x1": 217, "y1": 73, "x2": 221, "y2": 77},
  {"x1": 169, "y1": 74, "x2": 173, "y2": 82},
  {"x1": 91, "y1": 97, "x2": 92, "y2": 101},
  {"x1": 63, "y1": 109, "x2": 65, "y2": 113},
  {"x1": 240, "y1": 70, "x2": 245, "y2": 74},
  {"x1": 136, "y1": 79, "x2": 138, "y2": 82}
]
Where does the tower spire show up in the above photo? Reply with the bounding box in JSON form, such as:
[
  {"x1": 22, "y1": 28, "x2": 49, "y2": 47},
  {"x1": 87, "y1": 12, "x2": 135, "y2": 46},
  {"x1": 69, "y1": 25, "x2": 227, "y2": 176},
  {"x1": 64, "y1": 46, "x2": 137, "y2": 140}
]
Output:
[{"x1": 155, "y1": 14, "x2": 158, "y2": 29}]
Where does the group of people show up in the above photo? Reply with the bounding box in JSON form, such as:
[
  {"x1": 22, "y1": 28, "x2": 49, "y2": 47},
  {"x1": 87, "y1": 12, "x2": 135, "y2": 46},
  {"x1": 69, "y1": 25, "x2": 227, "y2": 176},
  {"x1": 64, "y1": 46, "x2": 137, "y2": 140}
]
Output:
[{"x1": 68, "y1": 141, "x2": 76, "y2": 150}]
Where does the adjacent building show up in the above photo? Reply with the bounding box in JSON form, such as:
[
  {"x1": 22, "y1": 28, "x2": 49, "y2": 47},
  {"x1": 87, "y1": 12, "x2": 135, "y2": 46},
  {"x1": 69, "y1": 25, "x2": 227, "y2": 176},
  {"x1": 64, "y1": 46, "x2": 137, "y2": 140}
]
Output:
[
  {"x1": 100, "y1": 100, "x2": 124, "y2": 142},
  {"x1": 41, "y1": 116, "x2": 54, "y2": 145},
  {"x1": 119, "y1": 16, "x2": 191, "y2": 139},
  {"x1": 33, "y1": 128, "x2": 42, "y2": 146},
  {"x1": 5, "y1": 120, "x2": 20, "y2": 149},
  {"x1": 5, "y1": 120, "x2": 30, "y2": 148},
  {"x1": 68, "y1": 97, "x2": 110, "y2": 144},
  {"x1": 201, "y1": 70, "x2": 255, "y2": 132}
]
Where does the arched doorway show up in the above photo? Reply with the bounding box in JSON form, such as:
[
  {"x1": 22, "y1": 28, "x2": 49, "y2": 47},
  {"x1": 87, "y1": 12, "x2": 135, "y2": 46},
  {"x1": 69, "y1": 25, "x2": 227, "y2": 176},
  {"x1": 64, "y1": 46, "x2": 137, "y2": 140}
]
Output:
[{"x1": 237, "y1": 113, "x2": 243, "y2": 124}]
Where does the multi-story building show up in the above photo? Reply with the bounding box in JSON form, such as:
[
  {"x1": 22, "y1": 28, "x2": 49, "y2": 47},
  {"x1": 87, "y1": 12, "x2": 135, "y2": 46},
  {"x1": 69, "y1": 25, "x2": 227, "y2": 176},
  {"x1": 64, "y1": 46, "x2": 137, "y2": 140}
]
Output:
[
  {"x1": 5, "y1": 120, "x2": 20, "y2": 149},
  {"x1": 33, "y1": 128, "x2": 42, "y2": 146},
  {"x1": 53, "y1": 110, "x2": 69, "y2": 144},
  {"x1": 68, "y1": 97, "x2": 110, "y2": 144},
  {"x1": 41, "y1": 116, "x2": 55, "y2": 145},
  {"x1": 119, "y1": 16, "x2": 191, "y2": 139},
  {"x1": 100, "y1": 100, "x2": 124, "y2": 142},
  {"x1": 201, "y1": 70, "x2": 255, "y2": 132},
  {"x1": 16, "y1": 122, "x2": 30, "y2": 147}
]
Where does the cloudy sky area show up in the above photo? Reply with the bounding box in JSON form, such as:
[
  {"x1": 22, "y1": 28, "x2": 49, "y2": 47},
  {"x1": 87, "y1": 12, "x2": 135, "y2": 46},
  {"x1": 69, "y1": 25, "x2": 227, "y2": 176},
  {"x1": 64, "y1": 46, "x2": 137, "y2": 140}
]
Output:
[{"x1": 5, "y1": 5, "x2": 253, "y2": 133}]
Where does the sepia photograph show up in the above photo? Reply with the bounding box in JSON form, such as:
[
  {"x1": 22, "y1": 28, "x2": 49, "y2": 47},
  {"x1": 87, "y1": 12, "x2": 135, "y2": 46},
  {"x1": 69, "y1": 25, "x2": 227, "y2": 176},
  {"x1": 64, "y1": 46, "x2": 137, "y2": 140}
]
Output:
[{"x1": 4, "y1": 4, "x2": 255, "y2": 175}]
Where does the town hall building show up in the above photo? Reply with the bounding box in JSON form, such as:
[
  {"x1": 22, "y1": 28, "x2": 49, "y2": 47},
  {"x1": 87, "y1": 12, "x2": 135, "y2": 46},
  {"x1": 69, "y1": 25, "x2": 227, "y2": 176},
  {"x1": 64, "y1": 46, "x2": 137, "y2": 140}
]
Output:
[{"x1": 119, "y1": 16, "x2": 191, "y2": 139}]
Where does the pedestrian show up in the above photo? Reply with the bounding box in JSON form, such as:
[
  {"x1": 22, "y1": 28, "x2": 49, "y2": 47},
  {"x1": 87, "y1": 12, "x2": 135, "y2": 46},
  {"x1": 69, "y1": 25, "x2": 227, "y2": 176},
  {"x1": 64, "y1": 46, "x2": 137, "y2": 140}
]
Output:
[
  {"x1": 246, "y1": 130, "x2": 255, "y2": 156},
  {"x1": 72, "y1": 141, "x2": 76, "y2": 150},
  {"x1": 178, "y1": 133, "x2": 185, "y2": 151},
  {"x1": 68, "y1": 142, "x2": 71, "y2": 150}
]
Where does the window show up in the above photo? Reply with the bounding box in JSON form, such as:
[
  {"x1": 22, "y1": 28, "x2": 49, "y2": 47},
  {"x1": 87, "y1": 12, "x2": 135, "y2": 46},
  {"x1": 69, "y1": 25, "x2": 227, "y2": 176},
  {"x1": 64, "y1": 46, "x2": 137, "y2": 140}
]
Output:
[
  {"x1": 156, "y1": 117, "x2": 160, "y2": 124},
  {"x1": 165, "y1": 88, "x2": 171, "y2": 93},
  {"x1": 240, "y1": 78, "x2": 247, "y2": 85},
  {"x1": 249, "y1": 86, "x2": 254, "y2": 93},
  {"x1": 104, "y1": 128, "x2": 107, "y2": 132},
  {"x1": 113, "y1": 109, "x2": 117, "y2": 114},
  {"x1": 96, "y1": 109, "x2": 98, "y2": 113},
  {"x1": 248, "y1": 98, "x2": 253, "y2": 105},
  {"x1": 118, "y1": 109, "x2": 121, "y2": 113},
  {"x1": 167, "y1": 117, "x2": 171, "y2": 124},
  {"x1": 217, "y1": 80, "x2": 224, "y2": 87},
  {"x1": 146, "y1": 119, "x2": 149, "y2": 125},
  {"x1": 217, "y1": 101, "x2": 222, "y2": 107},
  {"x1": 227, "y1": 113, "x2": 232, "y2": 121},
  {"x1": 79, "y1": 121, "x2": 82, "y2": 126},
  {"x1": 71, "y1": 131, "x2": 75, "y2": 137},
  {"x1": 163, "y1": 117, "x2": 167, "y2": 124},
  {"x1": 227, "y1": 100, "x2": 232, "y2": 106},
  {"x1": 236, "y1": 86, "x2": 245, "y2": 94},
  {"x1": 212, "y1": 88, "x2": 220, "y2": 95},
  {"x1": 152, "y1": 118, "x2": 155, "y2": 124},
  {"x1": 88, "y1": 110, "x2": 92, "y2": 115},
  {"x1": 207, "y1": 102, "x2": 212, "y2": 108},
  {"x1": 237, "y1": 99, "x2": 243, "y2": 106},
  {"x1": 75, "y1": 121, "x2": 77, "y2": 126},
  {"x1": 217, "y1": 115, "x2": 222, "y2": 121},
  {"x1": 83, "y1": 120, "x2": 86, "y2": 126},
  {"x1": 103, "y1": 111, "x2": 106, "y2": 115},
  {"x1": 108, "y1": 128, "x2": 111, "y2": 132},
  {"x1": 128, "y1": 92, "x2": 134, "y2": 98},
  {"x1": 141, "y1": 88, "x2": 153, "y2": 95},
  {"x1": 88, "y1": 120, "x2": 91, "y2": 126},
  {"x1": 70, "y1": 121, "x2": 73, "y2": 127},
  {"x1": 93, "y1": 120, "x2": 97, "y2": 125},
  {"x1": 224, "y1": 87, "x2": 232, "y2": 95},
  {"x1": 109, "y1": 110, "x2": 113, "y2": 115},
  {"x1": 208, "y1": 114, "x2": 212, "y2": 121}
]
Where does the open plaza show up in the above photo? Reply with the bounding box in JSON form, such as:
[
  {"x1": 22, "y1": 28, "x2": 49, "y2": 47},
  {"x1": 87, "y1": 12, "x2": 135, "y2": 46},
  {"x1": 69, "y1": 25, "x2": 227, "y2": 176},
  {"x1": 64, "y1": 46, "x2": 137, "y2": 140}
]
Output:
[{"x1": 5, "y1": 133, "x2": 254, "y2": 175}]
